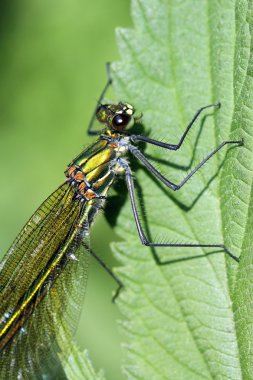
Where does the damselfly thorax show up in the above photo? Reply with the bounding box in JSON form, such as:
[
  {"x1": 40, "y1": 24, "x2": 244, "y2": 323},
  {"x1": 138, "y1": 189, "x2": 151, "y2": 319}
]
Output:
[{"x1": 65, "y1": 132, "x2": 131, "y2": 202}]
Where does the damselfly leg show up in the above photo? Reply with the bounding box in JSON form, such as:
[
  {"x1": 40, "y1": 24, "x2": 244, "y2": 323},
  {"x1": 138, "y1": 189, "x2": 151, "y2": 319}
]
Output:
[
  {"x1": 128, "y1": 140, "x2": 242, "y2": 192},
  {"x1": 82, "y1": 241, "x2": 122, "y2": 303},
  {"x1": 85, "y1": 65, "x2": 242, "y2": 304},
  {"x1": 130, "y1": 102, "x2": 221, "y2": 150},
  {"x1": 88, "y1": 62, "x2": 112, "y2": 136},
  {"x1": 125, "y1": 165, "x2": 240, "y2": 263}
]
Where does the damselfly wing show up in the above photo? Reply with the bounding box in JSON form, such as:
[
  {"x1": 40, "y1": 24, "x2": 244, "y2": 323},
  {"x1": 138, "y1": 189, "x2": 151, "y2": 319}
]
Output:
[{"x1": 0, "y1": 135, "x2": 119, "y2": 378}]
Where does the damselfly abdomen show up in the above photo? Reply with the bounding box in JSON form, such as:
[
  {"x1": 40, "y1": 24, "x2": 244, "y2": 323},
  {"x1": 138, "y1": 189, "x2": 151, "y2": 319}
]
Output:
[{"x1": 0, "y1": 76, "x2": 242, "y2": 378}]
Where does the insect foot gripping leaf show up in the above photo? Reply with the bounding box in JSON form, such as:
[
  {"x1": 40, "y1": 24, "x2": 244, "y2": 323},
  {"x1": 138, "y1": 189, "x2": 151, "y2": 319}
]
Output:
[{"x1": 111, "y1": 0, "x2": 252, "y2": 379}]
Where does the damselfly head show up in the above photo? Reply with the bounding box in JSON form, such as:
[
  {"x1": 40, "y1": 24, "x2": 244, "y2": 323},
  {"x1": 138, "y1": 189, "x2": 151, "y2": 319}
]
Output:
[{"x1": 96, "y1": 102, "x2": 135, "y2": 132}]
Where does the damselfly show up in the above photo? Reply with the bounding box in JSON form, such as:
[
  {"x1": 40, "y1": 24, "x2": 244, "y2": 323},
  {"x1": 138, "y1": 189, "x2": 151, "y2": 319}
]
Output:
[{"x1": 0, "y1": 68, "x2": 242, "y2": 379}]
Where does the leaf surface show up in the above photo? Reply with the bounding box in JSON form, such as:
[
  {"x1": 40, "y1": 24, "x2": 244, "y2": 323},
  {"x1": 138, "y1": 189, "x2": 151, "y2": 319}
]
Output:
[
  {"x1": 63, "y1": 345, "x2": 106, "y2": 380},
  {"x1": 111, "y1": 0, "x2": 253, "y2": 378}
]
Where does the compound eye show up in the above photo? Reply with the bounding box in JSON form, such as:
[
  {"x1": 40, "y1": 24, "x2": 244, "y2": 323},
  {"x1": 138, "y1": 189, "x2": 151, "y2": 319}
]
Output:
[
  {"x1": 112, "y1": 113, "x2": 131, "y2": 129},
  {"x1": 96, "y1": 105, "x2": 108, "y2": 123}
]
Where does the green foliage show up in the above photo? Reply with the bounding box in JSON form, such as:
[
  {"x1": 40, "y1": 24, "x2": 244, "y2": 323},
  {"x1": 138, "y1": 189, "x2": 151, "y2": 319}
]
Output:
[
  {"x1": 110, "y1": 0, "x2": 253, "y2": 378},
  {"x1": 63, "y1": 345, "x2": 105, "y2": 380}
]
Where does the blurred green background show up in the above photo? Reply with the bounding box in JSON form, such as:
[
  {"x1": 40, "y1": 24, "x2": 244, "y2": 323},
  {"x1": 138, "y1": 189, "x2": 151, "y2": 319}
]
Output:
[{"x1": 0, "y1": 1, "x2": 131, "y2": 379}]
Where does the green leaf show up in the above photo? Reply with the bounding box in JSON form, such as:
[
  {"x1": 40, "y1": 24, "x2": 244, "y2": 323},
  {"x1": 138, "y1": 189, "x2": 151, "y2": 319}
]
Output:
[
  {"x1": 62, "y1": 343, "x2": 106, "y2": 380},
  {"x1": 111, "y1": 0, "x2": 253, "y2": 378}
]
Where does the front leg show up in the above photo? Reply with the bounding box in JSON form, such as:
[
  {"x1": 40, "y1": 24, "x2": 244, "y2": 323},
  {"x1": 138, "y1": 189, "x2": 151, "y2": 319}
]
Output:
[
  {"x1": 130, "y1": 102, "x2": 220, "y2": 150},
  {"x1": 87, "y1": 62, "x2": 112, "y2": 136}
]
